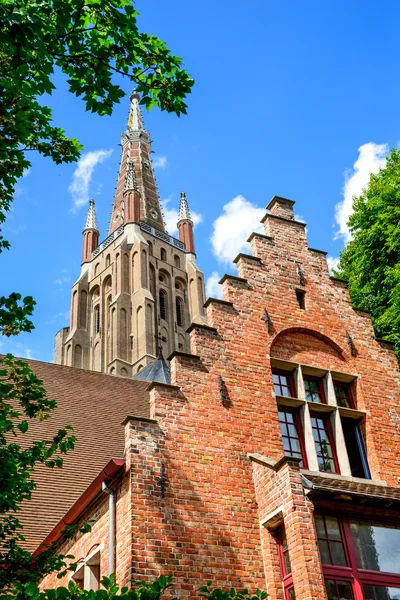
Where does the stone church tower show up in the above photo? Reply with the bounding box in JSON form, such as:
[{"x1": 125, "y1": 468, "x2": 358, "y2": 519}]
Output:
[{"x1": 54, "y1": 91, "x2": 206, "y2": 377}]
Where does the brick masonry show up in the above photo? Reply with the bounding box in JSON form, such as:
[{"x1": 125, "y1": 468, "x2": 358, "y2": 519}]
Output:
[{"x1": 41, "y1": 197, "x2": 400, "y2": 599}]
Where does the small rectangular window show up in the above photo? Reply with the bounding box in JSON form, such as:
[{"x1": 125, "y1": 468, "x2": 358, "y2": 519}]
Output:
[
  {"x1": 278, "y1": 528, "x2": 292, "y2": 576},
  {"x1": 314, "y1": 515, "x2": 348, "y2": 567},
  {"x1": 296, "y1": 290, "x2": 305, "y2": 309},
  {"x1": 341, "y1": 418, "x2": 371, "y2": 479},
  {"x1": 311, "y1": 415, "x2": 338, "y2": 473},
  {"x1": 273, "y1": 370, "x2": 295, "y2": 397},
  {"x1": 333, "y1": 382, "x2": 353, "y2": 408},
  {"x1": 278, "y1": 409, "x2": 307, "y2": 467},
  {"x1": 304, "y1": 376, "x2": 326, "y2": 404}
]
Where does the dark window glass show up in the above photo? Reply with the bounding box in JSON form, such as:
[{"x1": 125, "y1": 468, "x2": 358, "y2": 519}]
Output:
[
  {"x1": 296, "y1": 290, "x2": 305, "y2": 309},
  {"x1": 304, "y1": 377, "x2": 324, "y2": 403},
  {"x1": 334, "y1": 382, "x2": 353, "y2": 408},
  {"x1": 95, "y1": 305, "x2": 100, "y2": 334},
  {"x1": 314, "y1": 515, "x2": 347, "y2": 567},
  {"x1": 159, "y1": 291, "x2": 167, "y2": 321},
  {"x1": 176, "y1": 298, "x2": 183, "y2": 327},
  {"x1": 288, "y1": 589, "x2": 296, "y2": 600},
  {"x1": 363, "y1": 584, "x2": 400, "y2": 600},
  {"x1": 311, "y1": 416, "x2": 337, "y2": 473},
  {"x1": 273, "y1": 372, "x2": 294, "y2": 397},
  {"x1": 341, "y1": 418, "x2": 371, "y2": 479},
  {"x1": 279, "y1": 528, "x2": 292, "y2": 576},
  {"x1": 278, "y1": 410, "x2": 305, "y2": 466},
  {"x1": 325, "y1": 579, "x2": 354, "y2": 600},
  {"x1": 350, "y1": 521, "x2": 400, "y2": 574}
]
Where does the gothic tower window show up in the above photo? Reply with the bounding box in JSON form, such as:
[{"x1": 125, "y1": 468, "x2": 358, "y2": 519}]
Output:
[
  {"x1": 106, "y1": 254, "x2": 111, "y2": 268},
  {"x1": 176, "y1": 297, "x2": 183, "y2": 328},
  {"x1": 74, "y1": 345, "x2": 82, "y2": 369},
  {"x1": 159, "y1": 290, "x2": 167, "y2": 321},
  {"x1": 94, "y1": 304, "x2": 100, "y2": 335},
  {"x1": 148, "y1": 241, "x2": 153, "y2": 256},
  {"x1": 123, "y1": 254, "x2": 129, "y2": 293},
  {"x1": 160, "y1": 248, "x2": 167, "y2": 262},
  {"x1": 174, "y1": 255, "x2": 181, "y2": 268},
  {"x1": 80, "y1": 291, "x2": 87, "y2": 329}
]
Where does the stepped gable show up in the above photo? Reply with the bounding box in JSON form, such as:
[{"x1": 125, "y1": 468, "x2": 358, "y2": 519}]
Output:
[{"x1": 14, "y1": 358, "x2": 150, "y2": 552}]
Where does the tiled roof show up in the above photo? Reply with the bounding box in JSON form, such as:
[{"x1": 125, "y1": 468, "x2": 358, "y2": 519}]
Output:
[
  {"x1": 304, "y1": 474, "x2": 400, "y2": 502},
  {"x1": 13, "y1": 359, "x2": 150, "y2": 553}
]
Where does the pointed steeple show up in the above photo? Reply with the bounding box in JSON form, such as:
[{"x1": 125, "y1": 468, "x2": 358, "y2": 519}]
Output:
[
  {"x1": 178, "y1": 191, "x2": 192, "y2": 223},
  {"x1": 82, "y1": 200, "x2": 99, "y2": 263},
  {"x1": 108, "y1": 91, "x2": 165, "y2": 235},
  {"x1": 84, "y1": 199, "x2": 99, "y2": 231},
  {"x1": 177, "y1": 191, "x2": 196, "y2": 254},
  {"x1": 128, "y1": 89, "x2": 145, "y2": 132}
]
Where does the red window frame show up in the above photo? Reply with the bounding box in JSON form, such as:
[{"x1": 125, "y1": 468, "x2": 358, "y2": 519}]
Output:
[
  {"x1": 310, "y1": 413, "x2": 340, "y2": 474},
  {"x1": 315, "y1": 514, "x2": 400, "y2": 600},
  {"x1": 272, "y1": 369, "x2": 296, "y2": 398},
  {"x1": 278, "y1": 408, "x2": 308, "y2": 469},
  {"x1": 277, "y1": 528, "x2": 295, "y2": 600},
  {"x1": 333, "y1": 381, "x2": 354, "y2": 409},
  {"x1": 303, "y1": 375, "x2": 326, "y2": 404}
]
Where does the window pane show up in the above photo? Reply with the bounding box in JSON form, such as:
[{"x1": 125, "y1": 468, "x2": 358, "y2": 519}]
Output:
[
  {"x1": 325, "y1": 579, "x2": 354, "y2": 600},
  {"x1": 314, "y1": 514, "x2": 326, "y2": 539},
  {"x1": 334, "y1": 383, "x2": 352, "y2": 408},
  {"x1": 312, "y1": 417, "x2": 337, "y2": 473},
  {"x1": 325, "y1": 516, "x2": 342, "y2": 540},
  {"x1": 304, "y1": 378, "x2": 323, "y2": 403},
  {"x1": 363, "y1": 585, "x2": 400, "y2": 600},
  {"x1": 341, "y1": 418, "x2": 370, "y2": 479},
  {"x1": 350, "y1": 521, "x2": 400, "y2": 574},
  {"x1": 330, "y1": 541, "x2": 347, "y2": 567},
  {"x1": 317, "y1": 539, "x2": 331, "y2": 564},
  {"x1": 288, "y1": 589, "x2": 296, "y2": 600}
]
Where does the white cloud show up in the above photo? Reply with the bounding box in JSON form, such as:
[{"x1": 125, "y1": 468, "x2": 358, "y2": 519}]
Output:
[
  {"x1": 161, "y1": 195, "x2": 202, "y2": 236},
  {"x1": 327, "y1": 256, "x2": 340, "y2": 274},
  {"x1": 54, "y1": 275, "x2": 71, "y2": 286},
  {"x1": 153, "y1": 155, "x2": 167, "y2": 169},
  {"x1": 22, "y1": 168, "x2": 30, "y2": 177},
  {"x1": 22, "y1": 348, "x2": 34, "y2": 360},
  {"x1": 335, "y1": 143, "x2": 388, "y2": 243},
  {"x1": 206, "y1": 272, "x2": 223, "y2": 299},
  {"x1": 210, "y1": 195, "x2": 264, "y2": 265},
  {"x1": 69, "y1": 149, "x2": 113, "y2": 211}
]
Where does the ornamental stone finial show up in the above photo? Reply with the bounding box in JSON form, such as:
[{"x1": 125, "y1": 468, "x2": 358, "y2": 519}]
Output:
[
  {"x1": 178, "y1": 191, "x2": 192, "y2": 223},
  {"x1": 128, "y1": 89, "x2": 144, "y2": 131},
  {"x1": 84, "y1": 199, "x2": 99, "y2": 231}
]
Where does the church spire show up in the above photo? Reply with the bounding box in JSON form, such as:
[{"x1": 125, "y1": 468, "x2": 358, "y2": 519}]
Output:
[
  {"x1": 84, "y1": 199, "x2": 99, "y2": 231},
  {"x1": 177, "y1": 191, "x2": 195, "y2": 254},
  {"x1": 82, "y1": 200, "x2": 99, "y2": 264},
  {"x1": 127, "y1": 89, "x2": 145, "y2": 132},
  {"x1": 108, "y1": 91, "x2": 166, "y2": 235},
  {"x1": 178, "y1": 191, "x2": 192, "y2": 222}
]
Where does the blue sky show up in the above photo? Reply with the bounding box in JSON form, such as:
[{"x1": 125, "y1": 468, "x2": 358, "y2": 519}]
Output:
[{"x1": 2, "y1": 0, "x2": 400, "y2": 362}]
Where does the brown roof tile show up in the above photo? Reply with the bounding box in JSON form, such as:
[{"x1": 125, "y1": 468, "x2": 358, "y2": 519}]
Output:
[{"x1": 11, "y1": 359, "x2": 150, "y2": 553}]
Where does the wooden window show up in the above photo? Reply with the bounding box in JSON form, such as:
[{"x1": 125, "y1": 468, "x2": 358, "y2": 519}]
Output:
[
  {"x1": 277, "y1": 528, "x2": 296, "y2": 599},
  {"x1": 273, "y1": 370, "x2": 296, "y2": 397},
  {"x1": 333, "y1": 381, "x2": 353, "y2": 408},
  {"x1": 311, "y1": 414, "x2": 339, "y2": 473},
  {"x1": 315, "y1": 515, "x2": 400, "y2": 599},
  {"x1": 304, "y1": 376, "x2": 326, "y2": 403},
  {"x1": 278, "y1": 409, "x2": 307, "y2": 468},
  {"x1": 341, "y1": 418, "x2": 371, "y2": 479}
]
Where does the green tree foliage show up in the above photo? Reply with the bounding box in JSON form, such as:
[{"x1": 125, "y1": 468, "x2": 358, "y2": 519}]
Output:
[
  {"x1": 15, "y1": 575, "x2": 268, "y2": 600},
  {"x1": 0, "y1": 0, "x2": 193, "y2": 594},
  {"x1": 336, "y1": 148, "x2": 400, "y2": 360},
  {"x1": 0, "y1": 0, "x2": 194, "y2": 251}
]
